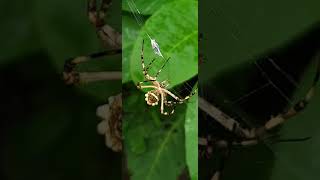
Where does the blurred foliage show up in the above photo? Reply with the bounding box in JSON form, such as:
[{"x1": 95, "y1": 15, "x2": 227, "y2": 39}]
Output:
[
  {"x1": 34, "y1": 0, "x2": 121, "y2": 98},
  {"x1": 122, "y1": 0, "x2": 198, "y2": 179},
  {"x1": 1, "y1": 0, "x2": 121, "y2": 180},
  {"x1": 200, "y1": 0, "x2": 320, "y2": 179}
]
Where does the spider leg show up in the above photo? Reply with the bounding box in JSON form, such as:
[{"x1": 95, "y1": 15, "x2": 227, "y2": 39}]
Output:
[
  {"x1": 141, "y1": 40, "x2": 152, "y2": 80},
  {"x1": 164, "y1": 100, "x2": 177, "y2": 115},
  {"x1": 198, "y1": 137, "x2": 258, "y2": 148},
  {"x1": 200, "y1": 54, "x2": 319, "y2": 140},
  {"x1": 163, "y1": 88, "x2": 197, "y2": 104},
  {"x1": 154, "y1": 57, "x2": 171, "y2": 78},
  {"x1": 63, "y1": 50, "x2": 121, "y2": 84},
  {"x1": 253, "y1": 57, "x2": 320, "y2": 138},
  {"x1": 141, "y1": 39, "x2": 145, "y2": 72},
  {"x1": 163, "y1": 89, "x2": 182, "y2": 102},
  {"x1": 87, "y1": 0, "x2": 121, "y2": 48},
  {"x1": 199, "y1": 96, "x2": 257, "y2": 138},
  {"x1": 158, "y1": 93, "x2": 174, "y2": 115},
  {"x1": 160, "y1": 92, "x2": 165, "y2": 115},
  {"x1": 140, "y1": 40, "x2": 157, "y2": 81},
  {"x1": 136, "y1": 84, "x2": 158, "y2": 90},
  {"x1": 145, "y1": 58, "x2": 157, "y2": 72},
  {"x1": 181, "y1": 89, "x2": 198, "y2": 101},
  {"x1": 254, "y1": 86, "x2": 317, "y2": 137},
  {"x1": 136, "y1": 79, "x2": 156, "y2": 89}
]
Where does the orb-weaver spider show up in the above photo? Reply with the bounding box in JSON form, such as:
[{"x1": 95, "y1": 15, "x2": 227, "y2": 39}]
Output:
[{"x1": 136, "y1": 40, "x2": 197, "y2": 115}]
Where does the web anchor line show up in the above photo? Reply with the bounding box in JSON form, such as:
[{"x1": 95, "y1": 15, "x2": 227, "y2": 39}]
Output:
[{"x1": 126, "y1": 0, "x2": 165, "y2": 59}]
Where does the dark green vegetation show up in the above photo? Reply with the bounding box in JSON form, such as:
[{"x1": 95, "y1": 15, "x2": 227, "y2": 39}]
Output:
[
  {"x1": 199, "y1": 0, "x2": 320, "y2": 179},
  {"x1": 122, "y1": 0, "x2": 198, "y2": 179},
  {"x1": 1, "y1": 1, "x2": 121, "y2": 179}
]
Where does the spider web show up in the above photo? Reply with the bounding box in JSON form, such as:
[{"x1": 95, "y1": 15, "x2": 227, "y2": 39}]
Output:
[
  {"x1": 126, "y1": 0, "x2": 197, "y2": 111},
  {"x1": 209, "y1": 7, "x2": 298, "y2": 108},
  {"x1": 126, "y1": 0, "x2": 165, "y2": 59},
  {"x1": 200, "y1": 2, "x2": 319, "y2": 156},
  {"x1": 199, "y1": 2, "x2": 320, "y2": 180}
]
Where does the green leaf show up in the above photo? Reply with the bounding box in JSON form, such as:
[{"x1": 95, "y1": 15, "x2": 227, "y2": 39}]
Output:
[
  {"x1": 185, "y1": 88, "x2": 198, "y2": 180},
  {"x1": 122, "y1": 14, "x2": 142, "y2": 83},
  {"x1": 123, "y1": 15, "x2": 142, "y2": 49},
  {"x1": 123, "y1": 1, "x2": 197, "y2": 179},
  {"x1": 129, "y1": 0, "x2": 198, "y2": 88},
  {"x1": 122, "y1": 0, "x2": 172, "y2": 15},
  {"x1": 126, "y1": 126, "x2": 147, "y2": 154},
  {"x1": 123, "y1": 84, "x2": 188, "y2": 180}
]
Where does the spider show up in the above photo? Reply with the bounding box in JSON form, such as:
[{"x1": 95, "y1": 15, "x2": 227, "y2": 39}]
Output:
[
  {"x1": 62, "y1": 0, "x2": 122, "y2": 152},
  {"x1": 136, "y1": 40, "x2": 196, "y2": 115},
  {"x1": 198, "y1": 52, "x2": 320, "y2": 180}
]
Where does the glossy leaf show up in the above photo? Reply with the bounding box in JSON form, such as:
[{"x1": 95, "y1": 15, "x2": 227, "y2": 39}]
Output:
[
  {"x1": 123, "y1": 86, "x2": 187, "y2": 180},
  {"x1": 122, "y1": 0, "x2": 171, "y2": 15},
  {"x1": 123, "y1": 1, "x2": 198, "y2": 179},
  {"x1": 129, "y1": 0, "x2": 198, "y2": 88},
  {"x1": 185, "y1": 89, "x2": 198, "y2": 180}
]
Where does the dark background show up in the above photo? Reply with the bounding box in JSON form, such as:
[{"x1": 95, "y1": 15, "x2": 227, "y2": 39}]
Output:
[
  {"x1": 0, "y1": 1, "x2": 121, "y2": 179},
  {"x1": 199, "y1": 0, "x2": 320, "y2": 180}
]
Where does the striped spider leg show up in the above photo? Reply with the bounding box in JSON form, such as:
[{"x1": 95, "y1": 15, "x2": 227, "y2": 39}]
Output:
[
  {"x1": 200, "y1": 54, "x2": 319, "y2": 141},
  {"x1": 62, "y1": 0, "x2": 122, "y2": 152},
  {"x1": 63, "y1": 0, "x2": 122, "y2": 85},
  {"x1": 199, "y1": 53, "x2": 320, "y2": 180},
  {"x1": 88, "y1": 0, "x2": 121, "y2": 48},
  {"x1": 136, "y1": 40, "x2": 196, "y2": 115},
  {"x1": 63, "y1": 50, "x2": 121, "y2": 85}
]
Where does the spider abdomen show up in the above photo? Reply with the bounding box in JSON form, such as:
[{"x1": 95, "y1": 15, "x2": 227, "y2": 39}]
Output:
[{"x1": 145, "y1": 90, "x2": 160, "y2": 106}]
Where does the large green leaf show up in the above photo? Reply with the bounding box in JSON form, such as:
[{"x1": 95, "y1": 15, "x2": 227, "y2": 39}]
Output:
[
  {"x1": 123, "y1": 84, "x2": 187, "y2": 180},
  {"x1": 122, "y1": 0, "x2": 172, "y2": 15},
  {"x1": 185, "y1": 89, "x2": 198, "y2": 180},
  {"x1": 122, "y1": 14, "x2": 142, "y2": 83},
  {"x1": 123, "y1": 1, "x2": 198, "y2": 179},
  {"x1": 129, "y1": 0, "x2": 198, "y2": 88}
]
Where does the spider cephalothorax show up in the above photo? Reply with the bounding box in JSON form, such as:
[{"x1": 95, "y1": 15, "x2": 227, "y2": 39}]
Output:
[{"x1": 136, "y1": 40, "x2": 196, "y2": 115}]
